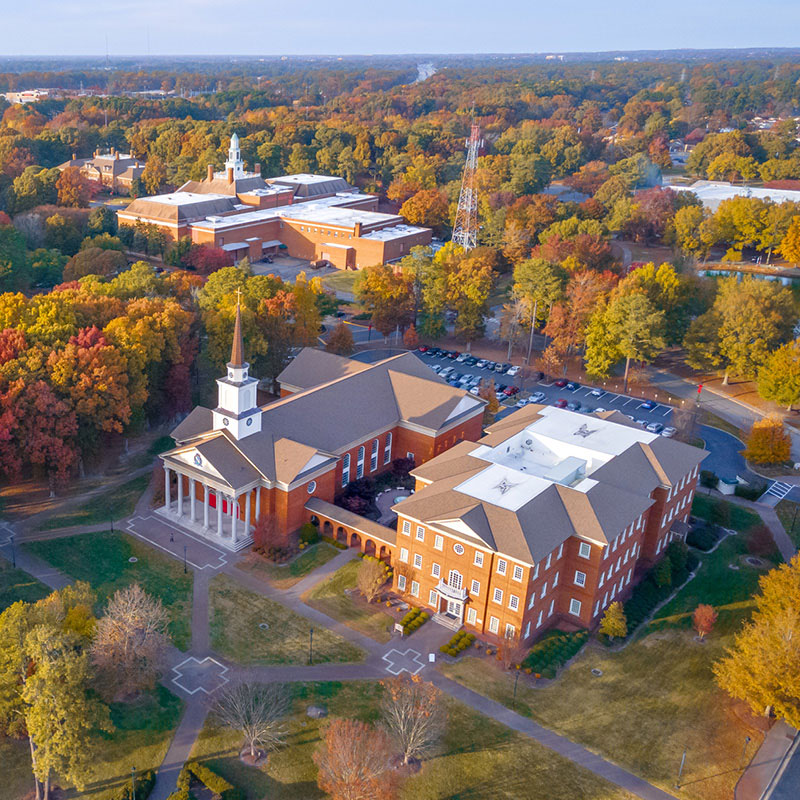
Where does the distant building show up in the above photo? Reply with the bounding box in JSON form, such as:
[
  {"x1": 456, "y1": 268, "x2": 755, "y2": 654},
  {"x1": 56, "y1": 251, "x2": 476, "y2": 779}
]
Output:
[
  {"x1": 117, "y1": 133, "x2": 431, "y2": 268},
  {"x1": 671, "y1": 179, "x2": 800, "y2": 211},
  {"x1": 58, "y1": 148, "x2": 145, "y2": 195},
  {"x1": 2, "y1": 89, "x2": 51, "y2": 104}
]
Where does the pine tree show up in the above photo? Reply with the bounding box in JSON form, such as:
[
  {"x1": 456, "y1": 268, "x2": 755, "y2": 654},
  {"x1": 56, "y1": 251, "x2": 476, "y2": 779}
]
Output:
[{"x1": 599, "y1": 602, "x2": 628, "y2": 641}]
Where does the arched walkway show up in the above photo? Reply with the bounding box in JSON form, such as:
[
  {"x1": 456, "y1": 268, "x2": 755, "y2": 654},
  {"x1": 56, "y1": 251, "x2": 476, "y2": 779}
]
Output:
[
  {"x1": 365, "y1": 538, "x2": 376, "y2": 557},
  {"x1": 336, "y1": 526, "x2": 347, "y2": 544},
  {"x1": 350, "y1": 532, "x2": 362, "y2": 548},
  {"x1": 323, "y1": 520, "x2": 333, "y2": 537}
]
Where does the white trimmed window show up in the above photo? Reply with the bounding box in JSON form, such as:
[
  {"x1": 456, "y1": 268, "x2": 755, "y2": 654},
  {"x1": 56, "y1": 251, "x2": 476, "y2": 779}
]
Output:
[
  {"x1": 341, "y1": 453, "x2": 350, "y2": 487},
  {"x1": 548, "y1": 599, "x2": 555, "y2": 617},
  {"x1": 401, "y1": 520, "x2": 411, "y2": 536},
  {"x1": 474, "y1": 551, "x2": 484, "y2": 567},
  {"x1": 384, "y1": 432, "x2": 392, "y2": 464},
  {"x1": 513, "y1": 565, "x2": 524, "y2": 582},
  {"x1": 400, "y1": 548, "x2": 409, "y2": 563},
  {"x1": 532, "y1": 563, "x2": 540, "y2": 580},
  {"x1": 434, "y1": 534, "x2": 443, "y2": 551},
  {"x1": 540, "y1": 581, "x2": 547, "y2": 599},
  {"x1": 536, "y1": 610, "x2": 543, "y2": 627},
  {"x1": 569, "y1": 598, "x2": 582, "y2": 617},
  {"x1": 493, "y1": 588, "x2": 503, "y2": 604},
  {"x1": 429, "y1": 589, "x2": 438, "y2": 606},
  {"x1": 406, "y1": 451, "x2": 414, "y2": 461},
  {"x1": 553, "y1": 571, "x2": 559, "y2": 587},
  {"x1": 599, "y1": 572, "x2": 605, "y2": 588},
  {"x1": 557, "y1": 543, "x2": 564, "y2": 560},
  {"x1": 431, "y1": 562, "x2": 441, "y2": 578},
  {"x1": 413, "y1": 553, "x2": 423, "y2": 569},
  {"x1": 594, "y1": 600, "x2": 600, "y2": 617},
  {"x1": 528, "y1": 594, "x2": 535, "y2": 609},
  {"x1": 470, "y1": 579, "x2": 480, "y2": 595},
  {"x1": 574, "y1": 570, "x2": 586, "y2": 587},
  {"x1": 467, "y1": 607, "x2": 477, "y2": 624},
  {"x1": 524, "y1": 621, "x2": 531, "y2": 639},
  {"x1": 489, "y1": 616, "x2": 499, "y2": 634},
  {"x1": 504, "y1": 624, "x2": 516, "y2": 638},
  {"x1": 448, "y1": 570, "x2": 463, "y2": 590},
  {"x1": 497, "y1": 559, "x2": 507, "y2": 575},
  {"x1": 398, "y1": 574, "x2": 407, "y2": 590},
  {"x1": 415, "y1": 525, "x2": 425, "y2": 542},
  {"x1": 508, "y1": 594, "x2": 519, "y2": 611},
  {"x1": 370, "y1": 438, "x2": 379, "y2": 472},
  {"x1": 545, "y1": 553, "x2": 552, "y2": 569},
  {"x1": 356, "y1": 446, "x2": 365, "y2": 478},
  {"x1": 579, "y1": 542, "x2": 592, "y2": 559},
  {"x1": 411, "y1": 581, "x2": 419, "y2": 598}
]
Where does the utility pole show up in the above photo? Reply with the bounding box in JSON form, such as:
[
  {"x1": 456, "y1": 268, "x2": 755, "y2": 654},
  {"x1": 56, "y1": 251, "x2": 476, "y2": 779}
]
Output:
[{"x1": 451, "y1": 123, "x2": 483, "y2": 252}]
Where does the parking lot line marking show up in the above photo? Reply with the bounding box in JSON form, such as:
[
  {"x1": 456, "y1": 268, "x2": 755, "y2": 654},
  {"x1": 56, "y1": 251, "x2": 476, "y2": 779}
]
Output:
[
  {"x1": 623, "y1": 398, "x2": 637, "y2": 406},
  {"x1": 660, "y1": 407, "x2": 672, "y2": 417},
  {"x1": 609, "y1": 395, "x2": 624, "y2": 403}
]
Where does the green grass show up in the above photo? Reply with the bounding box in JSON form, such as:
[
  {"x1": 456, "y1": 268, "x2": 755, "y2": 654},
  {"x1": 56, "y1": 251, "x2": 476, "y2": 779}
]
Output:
[
  {"x1": 1, "y1": 685, "x2": 184, "y2": 800},
  {"x1": 24, "y1": 531, "x2": 193, "y2": 649},
  {"x1": 691, "y1": 494, "x2": 761, "y2": 532},
  {"x1": 190, "y1": 681, "x2": 636, "y2": 800},
  {"x1": 209, "y1": 574, "x2": 364, "y2": 665},
  {"x1": 38, "y1": 473, "x2": 150, "y2": 530},
  {"x1": 439, "y1": 533, "x2": 767, "y2": 800},
  {"x1": 699, "y1": 409, "x2": 744, "y2": 440},
  {"x1": 776, "y1": 499, "x2": 800, "y2": 548},
  {"x1": 236, "y1": 543, "x2": 340, "y2": 590},
  {"x1": 0, "y1": 556, "x2": 49, "y2": 610},
  {"x1": 320, "y1": 270, "x2": 359, "y2": 295},
  {"x1": 303, "y1": 558, "x2": 394, "y2": 643}
]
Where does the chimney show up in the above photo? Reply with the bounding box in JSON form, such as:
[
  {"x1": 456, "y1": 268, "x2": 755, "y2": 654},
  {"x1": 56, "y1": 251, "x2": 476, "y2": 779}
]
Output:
[
  {"x1": 115, "y1": 150, "x2": 119, "y2": 160},
  {"x1": 227, "y1": 167, "x2": 234, "y2": 184},
  {"x1": 354, "y1": 222, "x2": 362, "y2": 237},
  {"x1": 207, "y1": 164, "x2": 214, "y2": 181},
  {"x1": 254, "y1": 162, "x2": 261, "y2": 175},
  {"x1": 110, "y1": 146, "x2": 115, "y2": 155},
  {"x1": 72, "y1": 152, "x2": 77, "y2": 161}
]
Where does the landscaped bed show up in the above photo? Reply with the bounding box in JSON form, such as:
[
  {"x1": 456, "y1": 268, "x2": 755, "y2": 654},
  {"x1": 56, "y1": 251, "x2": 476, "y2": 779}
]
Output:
[
  {"x1": 189, "y1": 681, "x2": 638, "y2": 800},
  {"x1": 24, "y1": 530, "x2": 193, "y2": 649},
  {"x1": 236, "y1": 542, "x2": 340, "y2": 590},
  {"x1": 209, "y1": 574, "x2": 365, "y2": 665}
]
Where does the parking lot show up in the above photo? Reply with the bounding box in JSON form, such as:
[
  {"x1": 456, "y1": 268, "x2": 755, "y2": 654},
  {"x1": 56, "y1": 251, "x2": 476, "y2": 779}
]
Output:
[{"x1": 416, "y1": 348, "x2": 677, "y2": 434}]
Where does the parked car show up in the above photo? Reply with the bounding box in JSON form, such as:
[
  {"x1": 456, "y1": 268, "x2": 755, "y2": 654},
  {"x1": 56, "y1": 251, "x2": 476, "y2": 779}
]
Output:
[
  {"x1": 440, "y1": 366, "x2": 453, "y2": 378},
  {"x1": 475, "y1": 359, "x2": 488, "y2": 369},
  {"x1": 456, "y1": 353, "x2": 468, "y2": 362},
  {"x1": 594, "y1": 407, "x2": 606, "y2": 413},
  {"x1": 639, "y1": 400, "x2": 656, "y2": 410},
  {"x1": 554, "y1": 378, "x2": 568, "y2": 388},
  {"x1": 447, "y1": 351, "x2": 460, "y2": 360},
  {"x1": 529, "y1": 391, "x2": 546, "y2": 403},
  {"x1": 417, "y1": 345, "x2": 429, "y2": 353},
  {"x1": 505, "y1": 386, "x2": 520, "y2": 396},
  {"x1": 430, "y1": 364, "x2": 442, "y2": 374},
  {"x1": 589, "y1": 388, "x2": 604, "y2": 398},
  {"x1": 567, "y1": 401, "x2": 581, "y2": 411},
  {"x1": 515, "y1": 397, "x2": 529, "y2": 408},
  {"x1": 566, "y1": 381, "x2": 580, "y2": 391},
  {"x1": 496, "y1": 363, "x2": 511, "y2": 374},
  {"x1": 646, "y1": 422, "x2": 664, "y2": 434},
  {"x1": 310, "y1": 259, "x2": 332, "y2": 269},
  {"x1": 635, "y1": 418, "x2": 648, "y2": 427},
  {"x1": 486, "y1": 361, "x2": 497, "y2": 371},
  {"x1": 506, "y1": 365, "x2": 521, "y2": 377},
  {"x1": 661, "y1": 426, "x2": 677, "y2": 438},
  {"x1": 555, "y1": 398, "x2": 568, "y2": 408},
  {"x1": 464, "y1": 356, "x2": 477, "y2": 366},
  {"x1": 469, "y1": 386, "x2": 480, "y2": 395},
  {"x1": 624, "y1": 414, "x2": 635, "y2": 421}
]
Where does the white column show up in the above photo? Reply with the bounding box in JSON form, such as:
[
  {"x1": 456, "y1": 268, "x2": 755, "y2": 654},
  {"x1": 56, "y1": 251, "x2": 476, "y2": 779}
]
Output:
[
  {"x1": 203, "y1": 485, "x2": 210, "y2": 529},
  {"x1": 245, "y1": 489, "x2": 251, "y2": 534},
  {"x1": 164, "y1": 467, "x2": 171, "y2": 511},
  {"x1": 231, "y1": 496, "x2": 238, "y2": 542},
  {"x1": 216, "y1": 491, "x2": 223, "y2": 536},
  {"x1": 177, "y1": 473, "x2": 184, "y2": 516},
  {"x1": 189, "y1": 479, "x2": 196, "y2": 522},
  {"x1": 255, "y1": 487, "x2": 261, "y2": 521}
]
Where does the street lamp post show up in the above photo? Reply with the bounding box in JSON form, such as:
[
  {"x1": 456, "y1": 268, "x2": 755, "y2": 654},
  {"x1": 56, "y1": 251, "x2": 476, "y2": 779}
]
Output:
[
  {"x1": 740, "y1": 736, "x2": 751, "y2": 770},
  {"x1": 308, "y1": 627, "x2": 314, "y2": 665},
  {"x1": 183, "y1": 545, "x2": 187, "y2": 574},
  {"x1": 131, "y1": 766, "x2": 136, "y2": 800},
  {"x1": 9, "y1": 533, "x2": 15, "y2": 568},
  {"x1": 675, "y1": 749, "x2": 687, "y2": 789},
  {"x1": 512, "y1": 670, "x2": 520, "y2": 710}
]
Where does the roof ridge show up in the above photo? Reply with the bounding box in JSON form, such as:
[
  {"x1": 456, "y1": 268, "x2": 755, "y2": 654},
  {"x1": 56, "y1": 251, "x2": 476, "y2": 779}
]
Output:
[{"x1": 638, "y1": 442, "x2": 671, "y2": 485}]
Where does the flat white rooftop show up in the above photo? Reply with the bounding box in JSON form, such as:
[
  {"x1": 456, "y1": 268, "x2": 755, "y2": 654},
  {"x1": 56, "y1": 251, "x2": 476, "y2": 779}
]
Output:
[
  {"x1": 268, "y1": 173, "x2": 344, "y2": 185},
  {"x1": 361, "y1": 224, "x2": 428, "y2": 241},
  {"x1": 670, "y1": 180, "x2": 800, "y2": 210},
  {"x1": 128, "y1": 191, "x2": 232, "y2": 207}
]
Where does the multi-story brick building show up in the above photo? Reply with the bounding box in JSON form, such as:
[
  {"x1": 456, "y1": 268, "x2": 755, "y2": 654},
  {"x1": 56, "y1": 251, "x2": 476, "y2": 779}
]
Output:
[
  {"x1": 382, "y1": 404, "x2": 706, "y2": 640},
  {"x1": 58, "y1": 148, "x2": 145, "y2": 194},
  {"x1": 159, "y1": 312, "x2": 484, "y2": 551}
]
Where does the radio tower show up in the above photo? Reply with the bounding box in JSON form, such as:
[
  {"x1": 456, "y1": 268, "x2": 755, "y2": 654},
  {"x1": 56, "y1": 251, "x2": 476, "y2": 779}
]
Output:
[{"x1": 451, "y1": 123, "x2": 483, "y2": 251}]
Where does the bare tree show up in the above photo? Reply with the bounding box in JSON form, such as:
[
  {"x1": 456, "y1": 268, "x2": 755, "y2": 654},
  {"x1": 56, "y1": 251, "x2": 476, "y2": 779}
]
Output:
[
  {"x1": 357, "y1": 559, "x2": 386, "y2": 603},
  {"x1": 380, "y1": 674, "x2": 446, "y2": 765},
  {"x1": 497, "y1": 631, "x2": 527, "y2": 671},
  {"x1": 91, "y1": 583, "x2": 169, "y2": 698},
  {"x1": 211, "y1": 681, "x2": 291, "y2": 759},
  {"x1": 314, "y1": 718, "x2": 400, "y2": 800}
]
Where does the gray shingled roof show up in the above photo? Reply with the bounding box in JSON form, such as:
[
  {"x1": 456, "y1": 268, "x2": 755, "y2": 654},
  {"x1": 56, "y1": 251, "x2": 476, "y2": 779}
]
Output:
[{"x1": 277, "y1": 349, "x2": 370, "y2": 391}]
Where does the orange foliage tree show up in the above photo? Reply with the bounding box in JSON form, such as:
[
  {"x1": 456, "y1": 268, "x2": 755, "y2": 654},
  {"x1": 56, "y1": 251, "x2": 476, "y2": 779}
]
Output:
[
  {"x1": 693, "y1": 604, "x2": 718, "y2": 640},
  {"x1": 743, "y1": 416, "x2": 790, "y2": 464}
]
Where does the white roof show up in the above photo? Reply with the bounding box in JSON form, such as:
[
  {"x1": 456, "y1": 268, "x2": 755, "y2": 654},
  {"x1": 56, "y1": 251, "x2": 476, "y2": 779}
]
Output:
[
  {"x1": 268, "y1": 173, "x2": 343, "y2": 185},
  {"x1": 670, "y1": 180, "x2": 800, "y2": 210},
  {"x1": 361, "y1": 224, "x2": 428, "y2": 241},
  {"x1": 138, "y1": 191, "x2": 232, "y2": 206}
]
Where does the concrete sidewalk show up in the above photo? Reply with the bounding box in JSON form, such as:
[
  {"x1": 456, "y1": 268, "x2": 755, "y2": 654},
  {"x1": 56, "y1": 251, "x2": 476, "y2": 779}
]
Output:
[{"x1": 735, "y1": 721, "x2": 798, "y2": 800}]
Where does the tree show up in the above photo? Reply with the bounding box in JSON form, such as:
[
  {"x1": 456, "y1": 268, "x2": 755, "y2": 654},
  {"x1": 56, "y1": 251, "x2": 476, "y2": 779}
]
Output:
[
  {"x1": 758, "y1": 341, "x2": 800, "y2": 411},
  {"x1": 512, "y1": 258, "x2": 564, "y2": 361},
  {"x1": 693, "y1": 604, "x2": 718, "y2": 641},
  {"x1": 399, "y1": 189, "x2": 449, "y2": 231},
  {"x1": 653, "y1": 557, "x2": 672, "y2": 587},
  {"x1": 62, "y1": 247, "x2": 126, "y2": 281},
  {"x1": 778, "y1": 217, "x2": 800, "y2": 266},
  {"x1": 478, "y1": 378, "x2": 500, "y2": 424},
  {"x1": 314, "y1": 718, "x2": 400, "y2": 800},
  {"x1": 91, "y1": 584, "x2": 169, "y2": 699},
  {"x1": 0, "y1": 224, "x2": 31, "y2": 291},
  {"x1": 599, "y1": 602, "x2": 627, "y2": 641},
  {"x1": 356, "y1": 264, "x2": 414, "y2": 339},
  {"x1": 402, "y1": 324, "x2": 419, "y2": 350},
  {"x1": 671, "y1": 204, "x2": 707, "y2": 258},
  {"x1": 55, "y1": 167, "x2": 93, "y2": 208},
  {"x1": 44, "y1": 213, "x2": 82, "y2": 255},
  {"x1": 211, "y1": 681, "x2": 291, "y2": 759},
  {"x1": 141, "y1": 154, "x2": 168, "y2": 195},
  {"x1": 357, "y1": 559, "x2": 386, "y2": 604},
  {"x1": 743, "y1": 416, "x2": 791, "y2": 465},
  {"x1": 380, "y1": 675, "x2": 446, "y2": 765},
  {"x1": 326, "y1": 321, "x2": 355, "y2": 356},
  {"x1": 714, "y1": 554, "x2": 800, "y2": 727},
  {"x1": 497, "y1": 632, "x2": 528, "y2": 671}
]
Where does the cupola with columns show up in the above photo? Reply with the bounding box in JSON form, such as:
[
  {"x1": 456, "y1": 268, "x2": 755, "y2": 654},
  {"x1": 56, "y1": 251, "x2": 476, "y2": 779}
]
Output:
[
  {"x1": 224, "y1": 132, "x2": 245, "y2": 181},
  {"x1": 212, "y1": 290, "x2": 262, "y2": 439}
]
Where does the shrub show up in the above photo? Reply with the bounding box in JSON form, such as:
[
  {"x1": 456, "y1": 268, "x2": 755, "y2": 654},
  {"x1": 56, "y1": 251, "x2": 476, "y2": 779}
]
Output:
[
  {"x1": 300, "y1": 522, "x2": 319, "y2": 545},
  {"x1": 743, "y1": 416, "x2": 791, "y2": 465},
  {"x1": 522, "y1": 630, "x2": 588, "y2": 675},
  {"x1": 699, "y1": 470, "x2": 718, "y2": 489},
  {"x1": 111, "y1": 770, "x2": 155, "y2": 799},
  {"x1": 687, "y1": 525, "x2": 719, "y2": 551},
  {"x1": 665, "y1": 540, "x2": 689, "y2": 574},
  {"x1": 321, "y1": 535, "x2": 348, "y2": 550},
  {"x1": 735, "y1": 483, "x2": 766, "y2": 501},
  {"x1": 653, "y1": 557, "x2": 672, "y2": 588},
  {"x1": 167, "y1": 762, "x2": 244, "y2": 800}
]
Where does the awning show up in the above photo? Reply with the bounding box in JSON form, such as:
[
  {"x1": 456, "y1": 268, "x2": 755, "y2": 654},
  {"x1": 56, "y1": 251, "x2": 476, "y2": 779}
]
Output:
[
  {"x1": 221, "y1": 242, "x2": 249, "y2": 252},
  {"x1": 261, "y1": 239, "x2": 282, "y2": 248}
]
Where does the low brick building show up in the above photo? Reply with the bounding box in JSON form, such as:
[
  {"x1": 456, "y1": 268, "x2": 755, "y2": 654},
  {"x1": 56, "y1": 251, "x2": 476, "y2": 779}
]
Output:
[{"x1": 59, "y1": 148, "x2": 145, "y2": 194}]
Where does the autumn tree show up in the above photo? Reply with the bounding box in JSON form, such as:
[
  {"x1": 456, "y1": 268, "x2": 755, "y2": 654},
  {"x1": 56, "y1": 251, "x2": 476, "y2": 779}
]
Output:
[
  {"x1": 714, "y1": 554, "x2": 800, "y2": 727},
  {"x1": 778, "y1": 216, "x2": 800, "y2": 266},
  {"x1": 402, "y1": 324, "x2": 419, "y2": 350},
  {"x1": 693, "y1": 604, "x2": 718, "y2": 641},
  {"x1": 478, "y1": 378, "x2": 500, "y2": 424},
  {"x1": 497, "y1": 632, "x2": 528, "y2": 671},
  {"x1": 743, "y1": 416, "x2": 791, "y2": 465},
  {"x1": 55, "y1": 166, "x2": 94, "y2": 208},
  {"x1": 512, "y1": 258, "x2": 564, "y2": 354},
  {"x1": 380, "y1": 675, "x2": 446, "y2": 765},
  {"x1": 758, "y1": 341, "x2": 800, "y2": 411},
  {"x1": 399, "y1": 189, "x2": 449, "y2": 231},
  {"x1": 356, "y1": 264, "x2": 414, "y2": 339},
  {"x1": 141, "y1": 154, "x2": 168, "y2": 195},
  {"x1": 326, "y1": 321, "x2": 355, "y2": 356},
  {"x1": 357, "y1": 559, "x2": 387, "y2": 604},
  {"x1": 91, "y1": 584, "x2": 169, "y2": 699},
  {"x1": 314, "y1": 718, "x2": 400, "y2": 800},
  {"x1": 600, "y1": 602, "x2": 627, "y2": 641},
  {"x1": 63, "y1": 247, "x2": 127, "y2": 282},
  {"x1": 211, "y1": 681, "x2": 291, "y2": 759}
]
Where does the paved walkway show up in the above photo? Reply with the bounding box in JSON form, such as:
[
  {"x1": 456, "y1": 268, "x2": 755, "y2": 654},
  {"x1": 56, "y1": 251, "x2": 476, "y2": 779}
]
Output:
[
  {"x1": 720, "y1": 491, "x2": 797, "y2": 562},
  {"x1": 736, "y1": 721, "x2": 798, "y2": 800}
]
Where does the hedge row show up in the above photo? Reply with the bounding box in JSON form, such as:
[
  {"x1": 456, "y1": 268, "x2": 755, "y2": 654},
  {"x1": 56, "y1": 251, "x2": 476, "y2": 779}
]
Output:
[
  {"x1": 321, "y1": 535, "x2": 348, "y2": 550},
  {"x1": 439, "y1": 630, "x2": 476, "y2": 657},
  {"x1": 358, "y1": 553, "x2": 393, "y2": 579},
  {"x1": 166, "y1": 761, "x2": 244, "y2": 800},
  {"x1": 523, "y1": 630, "x2": 588, "y2": 678},
  {"x1": 109, "y1": 770, "x2": 155, "y2": 800},
  {"x1": 400, "y1": 607, "x2": 429, "y2": 634}
]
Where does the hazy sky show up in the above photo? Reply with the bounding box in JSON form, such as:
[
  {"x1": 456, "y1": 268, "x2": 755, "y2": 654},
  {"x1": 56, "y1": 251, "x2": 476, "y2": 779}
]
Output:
[{"x1": 4, "y1": 0, "x2": 800, "y2": 56}]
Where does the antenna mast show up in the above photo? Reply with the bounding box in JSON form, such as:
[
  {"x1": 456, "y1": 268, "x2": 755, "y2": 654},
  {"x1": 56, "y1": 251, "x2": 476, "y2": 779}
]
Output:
[{"x1": 451, "y1": 122, "x2": 482, "y2": 251}]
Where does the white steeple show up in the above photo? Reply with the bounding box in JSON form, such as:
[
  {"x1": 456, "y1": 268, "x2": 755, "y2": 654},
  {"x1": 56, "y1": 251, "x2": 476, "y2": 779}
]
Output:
[
  {"x1": 225, "y1": 132, "x2": 245, "y2": 180},
  {"x1": 212, "y1": 290, "x2": 261, "y2": 440}
]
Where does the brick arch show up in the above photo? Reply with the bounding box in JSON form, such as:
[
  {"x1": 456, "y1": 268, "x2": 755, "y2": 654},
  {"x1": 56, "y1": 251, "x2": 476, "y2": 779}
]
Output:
[
  {"x1": 336, "y1": 526, "x2": 347, "y2": 544},
  {"x1": 364, "y1": 538, "x2": 376, "y2": 557},
  {"x1": 350, "y1": 532, "x2": 362, "y2": 548}
]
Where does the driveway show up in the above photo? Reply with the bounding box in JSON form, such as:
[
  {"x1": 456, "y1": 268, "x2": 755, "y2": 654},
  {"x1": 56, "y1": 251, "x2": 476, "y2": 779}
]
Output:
[{"x1": 698, "y1": 425, "x2": 756, "y2": 483}]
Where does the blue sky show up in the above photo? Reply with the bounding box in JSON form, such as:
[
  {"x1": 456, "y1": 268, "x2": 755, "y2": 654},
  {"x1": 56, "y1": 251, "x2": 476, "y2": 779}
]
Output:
[{"x1": 4, "y1": 0, "x2": 800, "y2": 56}]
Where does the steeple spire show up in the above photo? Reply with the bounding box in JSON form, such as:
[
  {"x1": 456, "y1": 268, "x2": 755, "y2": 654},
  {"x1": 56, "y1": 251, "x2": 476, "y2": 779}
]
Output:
[{"x1": 229, "y1": 288, "x2": 244, "y2": 368}]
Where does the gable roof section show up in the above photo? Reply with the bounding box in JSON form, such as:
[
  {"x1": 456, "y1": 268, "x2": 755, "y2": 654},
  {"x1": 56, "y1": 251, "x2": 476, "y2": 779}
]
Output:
[
  {"x1": 277, "y1": 348, "x2": 370, "y2": 392},
  {"x1": 387, "y1": 369, "x2": 483, "y2": 429}
]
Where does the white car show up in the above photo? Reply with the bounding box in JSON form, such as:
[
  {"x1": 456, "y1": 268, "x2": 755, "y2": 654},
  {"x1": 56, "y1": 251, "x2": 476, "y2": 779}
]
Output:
[
  {"x1": 646, "y1": 422, "x2": 664, "y2": 433},
  {"x1": 469, "y1": 386, "x2": 480, "y2": 395},
  {"x1": 661, "y1": 426, "x2": 677, "y2": 438},
  {"x1": 529, "y1": 391, "x2": 546, "y2": 403},
  {"x1": 456, "y1": 353, "x2": 468, "y2": 363},
  {"x1": 440, "y1": 366, "x2": 454, "y2": 378},
  {"x1": 430, "y1": 364, "x2": 442, "y2": 373},
  {"x1": 589, "y1": 388, "x2": 604, "y2": 398},
  {"x1": 507, "y1": 365, "x2": 521, "y2": 377},
  {"x1": 476, "y1": 359, "x2": 488, "y2": 369},
  {"x1": 594, "y1": 407, "x2": 606, "y2": 413}
]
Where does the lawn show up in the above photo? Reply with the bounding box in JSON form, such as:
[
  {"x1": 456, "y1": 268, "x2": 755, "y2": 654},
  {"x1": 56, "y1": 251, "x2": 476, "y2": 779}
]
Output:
[
  {"x1": 38, "y1": 473, "x2": 151, "y2": 530},
  {"x1": 190, "y1": 681, "x2": 637, "y2": 800},
  {"x1": 235, "y1": 542, "x2": 340, "y2": 590},
  {"x1": 0, "y1": 556, "x2": 49, "y2": 610},
  {"x1": 776, "y1": 499, "x2": 800, "y2": 548},
  {"x1": 320, "y1": 270, "x2": 359, "y2": 295},
  {"x1": 691, "y1": 494, "x2": 761, "y2": 533},
  {"x1": 302, "y1": 558, "x2": 394, "y2": 643},
  {"x1": 209, "y1": 574, "x2": 364, "y2": 665},
  {"x1": 2, "y1": 685, "x2": 184, "y2": 800},
  {"x1": 439, "y1": 533, "x2": 769, "y2": 800},
  {"x1": 24, "y1": 531, "x2": 193, "y2": 649}
]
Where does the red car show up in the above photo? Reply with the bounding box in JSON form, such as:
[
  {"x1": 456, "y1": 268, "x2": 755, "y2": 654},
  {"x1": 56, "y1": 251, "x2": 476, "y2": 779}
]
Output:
[
  {"x1": 554, "y1": 398, "x2": 568, "y2": 408},
  {"x1": 417, "y1": 345, "x2": 429, "y2": 353},
  {"x1": 447, "y1": 351, "x2": 460, "y2": 360},
  {"x1": 503, "y1": 386, "x2": 520, "y2": 396},
  {"x1": 554, "y1": 378, "x2": 568, "y2": 388}
]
